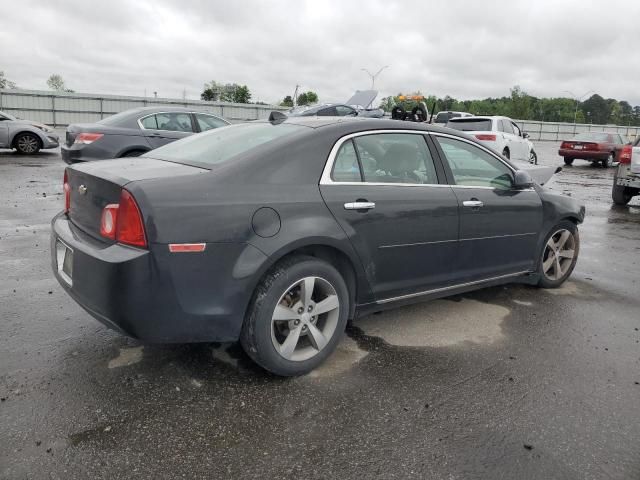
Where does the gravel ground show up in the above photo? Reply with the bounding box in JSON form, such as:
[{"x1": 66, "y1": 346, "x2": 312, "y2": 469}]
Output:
[{"x1": 1, "y1": 139, "x2": 639, "y2": 479}]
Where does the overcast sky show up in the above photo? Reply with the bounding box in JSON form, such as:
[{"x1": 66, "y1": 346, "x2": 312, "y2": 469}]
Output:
[{"x1": 2, "y1": 0, "x2": 640, "y2": 106}]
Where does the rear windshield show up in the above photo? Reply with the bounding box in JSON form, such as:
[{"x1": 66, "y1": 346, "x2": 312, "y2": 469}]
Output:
[
  {"x1": 573, "y1": 132, "x2": 609, "y2": 142},
  {"x1": 98, "y1": 110, "x2": 139, "y2": 126},
  {"x1": 143, "y1": 123, "x2": 307, "y2": 166},
  {"x1": 446, "y1": 118, "x2": 492, "y2": 132}
]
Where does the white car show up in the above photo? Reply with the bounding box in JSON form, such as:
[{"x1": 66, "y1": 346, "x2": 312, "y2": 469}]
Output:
[{"x1": 446, "y1": 116, "x2": 537, "y2": 164}]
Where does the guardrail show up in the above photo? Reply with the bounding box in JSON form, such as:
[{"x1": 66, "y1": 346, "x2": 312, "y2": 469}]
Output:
[
  {"x1": 514, "y1": 119, "x2": 640, "y2": 142},
  {"x1": 0, "y1": 88, "x2": 286, "y2": 126}
]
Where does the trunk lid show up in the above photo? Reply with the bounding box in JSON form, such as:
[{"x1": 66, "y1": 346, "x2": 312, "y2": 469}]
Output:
[{"x1": 66, "y1": 158, "x2": 208, "y2": 240}]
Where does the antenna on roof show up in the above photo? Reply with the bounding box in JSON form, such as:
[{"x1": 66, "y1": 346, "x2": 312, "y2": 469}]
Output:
[{"x1": 268, "y1": 111, "x2": 287, "y2": 124}]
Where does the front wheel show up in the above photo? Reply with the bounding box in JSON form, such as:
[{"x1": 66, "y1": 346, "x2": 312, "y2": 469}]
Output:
[
  {"x1": 240, "y1": 256, "x2": 349, "y2": 376},
  {"x1": 537, "y1": 221, "x2": 580, "y2": 288},
  {"x1": 602, "y1": 153, "x2": 614, "y2": 168},
  {"x1": 612, "y1": 180, "x2": 634, "y2": 205},
  {"x1": 14, "y1": 133, "x2": 42, "y2": 154},
  {"x1": 529, "y1": 150, "x2": 538, "y2": 165}
]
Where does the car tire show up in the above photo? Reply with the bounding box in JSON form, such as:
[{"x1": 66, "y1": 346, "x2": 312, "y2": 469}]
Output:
[
  {"x1": 14, "y1": 133, "x2": 42, "y2": 155},
  {"x1": 563, "y1": 157, "x2": 574, "y2": 166},
  {"x1": 529, "y1": 150, "x2": 538, "y2": 165},
  {"x1": 240, "y1": 255, "x2": 350, "y2": 376},
  {"x1": 537, "y1": 220, "x2": 580, "y2": 289},
  {"x1": 502, "y1": 148, "x2": 510, "y2": 160},
  {"x1": 602, "y1": 153, "x2": 614, "y2": 168},
  {"x1": 612, "y1": 179, "x2": 634, "y2": 205}
]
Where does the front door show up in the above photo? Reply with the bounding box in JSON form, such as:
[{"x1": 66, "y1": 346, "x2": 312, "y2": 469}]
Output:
[
  {"x1": 433, "y1": 134, "x2": 543, "y2": 282},
  {"x1": 320, "y1": 132, "x2": 460, "y2": 301},
  {"x1": 0, "y1": 117, "x2": 9, "y2": 147}
]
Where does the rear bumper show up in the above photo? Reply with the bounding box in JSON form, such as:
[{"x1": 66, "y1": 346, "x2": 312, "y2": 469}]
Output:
[
  {"x1": 61, "y1": 145, "x2": 91, "y2": 164},
  {"x1": 51, "y1": 213, "x2": 265, "y2": 343},
  {"x1": 558, "y1": 149, "x2": 607, "y2": 160}
]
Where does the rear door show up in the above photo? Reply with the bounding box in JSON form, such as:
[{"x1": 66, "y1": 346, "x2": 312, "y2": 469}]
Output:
[
  {"x1": 432, "y1": 134, "x2": 543, "y2": 281},
  {"x1": 320, "y1": 131, "x2": 460, "y2": 301},
  {"x1": 139, "y1": 112, "x2": 195, "y2": 148}
]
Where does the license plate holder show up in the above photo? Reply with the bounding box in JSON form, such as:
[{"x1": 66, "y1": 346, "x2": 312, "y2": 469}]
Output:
[
  {"x1": 574, "y1": 144, "x2": 583, "y2": 150},
  {"x1": 56, "y1": 239, "x2": 73, "y2": 286}
]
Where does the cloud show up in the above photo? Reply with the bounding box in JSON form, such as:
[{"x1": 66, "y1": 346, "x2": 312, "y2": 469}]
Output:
[{"x1": 2, "y1": 0, "x2": 639, "y2": 106}]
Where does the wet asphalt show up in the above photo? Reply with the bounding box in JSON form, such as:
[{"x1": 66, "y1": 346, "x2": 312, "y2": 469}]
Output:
[{"x1": 1, "y1": 139, "x2": 639, "y2": 479}]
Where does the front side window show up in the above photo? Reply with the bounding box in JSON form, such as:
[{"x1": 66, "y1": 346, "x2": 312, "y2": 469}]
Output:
[
  {"x1": 435, "y1": 136, "x2": 513, "y2": 189},
  {"x1": 500, "y1": 120, "x2": 514, "y2": 134},
  {"x1": 336, "y1": 106, "x2": 356, "y2": 116},
  {"x1": 195, "y1": 113, "x2": 227, "y2": 132},
  {"x1": 350, "y1": 133, "x2": 438, "y2": 184},
  {"x1": 511, "y1": 122, "x2": 521, "y2": 136},
  {"x1": 317, "y1": 106, "x2": 338, "y2": 116},
  {"x1": 154, "y1": 112, "x2": 193, "y2": 132}
]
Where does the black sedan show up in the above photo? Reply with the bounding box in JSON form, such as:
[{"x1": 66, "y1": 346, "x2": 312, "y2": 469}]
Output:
[
  {"x1": 61, "y1": 106, "x2": 229, "y2": 164},
  {"x1": 51, "y1": 117, "x2": 585, "y2": 376}
]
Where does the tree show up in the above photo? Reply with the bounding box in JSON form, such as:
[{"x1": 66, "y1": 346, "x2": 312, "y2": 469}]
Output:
[
  {"x1": 232, "y1": 85, "x2": 251, "y2": 103},
  {"x1": 580, "y1": 94, "x2": 609, "y2": 124},
  {"x1": 296, "y1": 91, "x2": 318, "y2": 106},
  {"x1": 201, "y1": 81, "x2": 252, "y2": 103},
  {"x1": 47, "y1": 74, "x2": 67, "y2": 91},
  {"x1": 0, "y1": 71, "x2": 16, "y2": 89},
  {"x1": 280, "y1": 95, "x2": 294, "y2": 107}
]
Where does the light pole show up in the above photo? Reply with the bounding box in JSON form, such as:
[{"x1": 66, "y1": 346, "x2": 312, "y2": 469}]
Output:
[
  {"x1": 361, "y1": 66, "x2": 389, "y2": 90},
  {"x1": 563, "y1": 89, "x2": 593, "y2": 132}
]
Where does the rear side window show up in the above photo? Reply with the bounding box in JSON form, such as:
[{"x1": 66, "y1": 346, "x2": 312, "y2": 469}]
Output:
[
  {"x1": 154, "y1": 112, "x2": 193, "y2": 132},
  {"x1": 447, "y1": 119, "x2": 493, "y2": 132},
  {"x1": 145, "y1": 123, "x2": 306, "y2": 167},
  {"x1": 353, "y1": 133, "x2": 438, "y2": 184},
  {"x1": 331, "y1": 140, "x2": 362, "y2": 182},
  {"x1": 317, "y1": 106, "x2": 338, "y2": 116},
  {"x1": 140, "y1": 115, "x2": 158, "y2": 129},
  {"x1": 335, "y1": 106, "x2": 356, "y2": 116},
  {"x1": 435, "y1": 136, "x2": 513, "y2": 189}
]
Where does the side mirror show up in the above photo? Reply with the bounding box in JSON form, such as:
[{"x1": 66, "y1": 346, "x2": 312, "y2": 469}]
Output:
[
  {"x1": 513, "y1": 170, "x2": 533, "y2": 189},
  {"x1": 522, "y1": 132, "x2": 529, "y2": 139}
]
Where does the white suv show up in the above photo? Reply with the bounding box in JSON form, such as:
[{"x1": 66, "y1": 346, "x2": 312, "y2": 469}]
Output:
[{"x1": 446, "y1": 116, "x2": 536, "y2": 164}]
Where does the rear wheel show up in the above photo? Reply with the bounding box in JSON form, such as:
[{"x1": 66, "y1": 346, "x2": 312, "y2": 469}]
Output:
[
  {"x1": 240, "y1": 256, "x2": 349, "y2": 376},
  {"x1": 502, "y1": 148, "x2": 510, "y2": 160},
  {"x1": 563, "y1": 157, "x2": 574, "y2": 166},
  {"x1": 120, "y1": 150, "x2": 146, "y2": 158},
  {"x1": 14, "y1": 133, "x2": 41, "y2": 154},
  {"x1": 537, "y1": 221, "x2": 579, "y2": 288}
]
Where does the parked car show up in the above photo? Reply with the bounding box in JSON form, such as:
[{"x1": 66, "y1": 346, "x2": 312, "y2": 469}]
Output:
[
  {"x1": 446, "y1": 116, "x2": 536, "y2": 163},
  {"x1": 0, "y1": 110, "x2": 59, "y2": 154},
  {"x1": 612, "y1": 136, "x2": 640, "y2": 205},
  {"x1": 431, "y1": 111, "x2": 472, "y2": 126},
  {"x1": 61, "y1": 106, "x2": 229, "y2": 164},
  {"x1": 558, "y1": 132, "x2": 628, "y2": 168},
  {"x1": 52, "y1": 116, "x2": 584, "y2": 376},
  {"x1": 288, "y1": 90, "x2": 385, "y2": 119}
]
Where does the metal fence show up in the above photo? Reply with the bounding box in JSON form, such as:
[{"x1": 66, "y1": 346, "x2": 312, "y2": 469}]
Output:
[
  {"x1": 0, "y1": 88, "x2": 286, "y2": 126},
  {"x1": 514, "y1": 119, "x2": 640, "y2": 142}
]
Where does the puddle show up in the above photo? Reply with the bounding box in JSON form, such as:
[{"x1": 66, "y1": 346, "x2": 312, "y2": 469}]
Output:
[
  {"x1": 305, "y1": 336, "x2": 368, "y2": 378},
  {"x1": 356, "y1": 298, "x2": 509, "y2": 347},
  {"x1": 108, "y1": 346, "x2": 144, "y2": 368}
]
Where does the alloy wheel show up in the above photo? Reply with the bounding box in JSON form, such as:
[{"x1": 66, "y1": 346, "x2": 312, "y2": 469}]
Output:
[
  {"x1": 270, "y1": 276, "x2": 340, "y2": 362},
  {"x1": 605, "y1": 153, "x2": 614, "y2": 168},
  {"x1": 542, "y1": 229, "x2": 576, "y2": 280},
  {"x1": 17, "y1": 134, "x2": 39, "y2": 154},
  {"x1": 529, "y1": 151, "x2": 537, "y2": 165}
]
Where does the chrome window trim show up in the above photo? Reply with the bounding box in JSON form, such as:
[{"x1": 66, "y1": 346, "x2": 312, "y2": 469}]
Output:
[
  {"x1": 319, "y1": 129, "x2": 442, "y2": 187},
  {"x1": 137, "y1": 111, "x2": 226, "y2": 131},
  {"x1": 320, "y1": 129, "x2": 534, "y2": 192}
]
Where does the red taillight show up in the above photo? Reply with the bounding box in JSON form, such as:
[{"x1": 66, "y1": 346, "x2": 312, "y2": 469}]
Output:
[
  {"x1": 475, "y1": 134, "x2": 497, "y2": 141},
  {"x1": 74, "y1": 133, "x2": 104, "y2": 144},
  {"x1": 63, "y1": 170, "x2": 71, "y2": 213},
  {"x1": 560, "y1": 141, "x2": 571, "y2": 149},
  {"x1": 99, "y1": 189, "x2": 147, "y2": 248},
  {"x1": 619, "y1": 145, "x2": 632, "y2": 164}
]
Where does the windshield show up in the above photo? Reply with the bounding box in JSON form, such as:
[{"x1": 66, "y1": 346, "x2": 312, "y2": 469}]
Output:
[
  {"x1": 573, "y1": 132, "x2": 609, "y2": 142},
  {"x1": 144, "y1": 122, "x2": 307, "y2": 167},
  {"x1": 447, "y1": 118, "x2": 492, "y2": 132}
]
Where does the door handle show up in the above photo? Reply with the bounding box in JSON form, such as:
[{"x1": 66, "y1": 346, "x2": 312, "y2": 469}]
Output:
[
  {"x1": 344, "y1": 201, "x2": 376, "y2": 210},
  {"x1": 463, "y1": 200, "x2": 484, "y2": 208}
]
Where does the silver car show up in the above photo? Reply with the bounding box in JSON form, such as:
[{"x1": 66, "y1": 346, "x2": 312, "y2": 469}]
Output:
[{"x1": 0, "y1": 110, "x2": 59, "y2": 154}]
